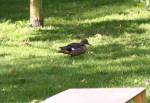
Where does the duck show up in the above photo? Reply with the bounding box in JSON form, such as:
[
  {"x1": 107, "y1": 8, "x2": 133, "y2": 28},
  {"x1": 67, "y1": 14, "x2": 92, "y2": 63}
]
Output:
[{"x1": 58, "y1": 39, "x2": 90, "y2": 56}]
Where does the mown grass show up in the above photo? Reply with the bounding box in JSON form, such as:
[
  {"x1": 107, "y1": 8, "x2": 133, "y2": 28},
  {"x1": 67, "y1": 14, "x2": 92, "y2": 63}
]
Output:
[{"x1": 1, "y1": 0, "x2": 150, "y2": 102}]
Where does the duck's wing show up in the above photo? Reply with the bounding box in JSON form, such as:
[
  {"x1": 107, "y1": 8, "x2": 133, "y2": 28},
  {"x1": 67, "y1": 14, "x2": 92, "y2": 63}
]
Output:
[
  {"x1": 59, "y1": 46, "x2": 87, "y2": 56},
  {"x1": 70, "y1": 46, "x2": 87, "y2": 56},
  {"x1": 60, "y1": 43, "x2": 83, "y2": 51}
]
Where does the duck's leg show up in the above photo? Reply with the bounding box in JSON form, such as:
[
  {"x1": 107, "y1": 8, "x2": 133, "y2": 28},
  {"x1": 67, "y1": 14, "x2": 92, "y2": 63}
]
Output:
[{"x1": 70, "y1": 54, "x2": 74, "y2": 57}]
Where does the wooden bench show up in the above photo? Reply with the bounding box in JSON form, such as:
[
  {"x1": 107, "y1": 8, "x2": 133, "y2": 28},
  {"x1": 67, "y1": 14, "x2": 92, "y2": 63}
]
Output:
[{"x1": 42, "y1": 88, "x2": 146, "y2": 103}]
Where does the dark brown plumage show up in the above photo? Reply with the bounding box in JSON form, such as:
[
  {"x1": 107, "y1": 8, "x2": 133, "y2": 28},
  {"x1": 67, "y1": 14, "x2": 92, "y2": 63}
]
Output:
[{"x1": 58, "y1": 39, "x2": 90, "y2": 56}]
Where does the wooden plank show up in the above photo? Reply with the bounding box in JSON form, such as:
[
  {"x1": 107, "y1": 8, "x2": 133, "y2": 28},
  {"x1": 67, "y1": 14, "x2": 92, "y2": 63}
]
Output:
[
  {"x1": 133, "y1": 90, "x2": 146, "y2": 103},
  {"x1": 42, "y1": 88, "x2": 146, "y2": 103}
]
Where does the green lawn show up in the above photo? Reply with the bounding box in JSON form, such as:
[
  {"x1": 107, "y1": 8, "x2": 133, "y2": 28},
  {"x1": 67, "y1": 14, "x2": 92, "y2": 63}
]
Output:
[{"x1": 1, "y1": 0, "x2": 150, "y2": 102}]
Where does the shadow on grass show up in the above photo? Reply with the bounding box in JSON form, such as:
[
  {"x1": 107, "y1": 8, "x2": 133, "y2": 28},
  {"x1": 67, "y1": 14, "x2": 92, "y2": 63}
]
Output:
[
  {"x1": 92, "y1": 43, "x2": 150, "y2": 60},
  {"x1": 0, "y1": 0, "x2": 134, "y2": 21},
  {"x1": 1, "y1": 42, "x2": 150, "y2": 102},
  {"x1": 44, "y1": 0, "x2": 134, "y2": 20},
  {"x1": 29, "y1": 18, "x2": 150, "y2": 41},
  {"x1": 0, "y1": 53, "x2": 11, "y2": 58},
  {"x1": 0, "y1": 0, "x2": 29, "y2": 21}
]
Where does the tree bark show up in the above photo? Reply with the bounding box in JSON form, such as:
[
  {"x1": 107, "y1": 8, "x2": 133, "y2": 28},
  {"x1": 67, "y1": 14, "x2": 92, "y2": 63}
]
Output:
[{"x1": 30, "y1": 0, "x2": 43, "y2": 27}]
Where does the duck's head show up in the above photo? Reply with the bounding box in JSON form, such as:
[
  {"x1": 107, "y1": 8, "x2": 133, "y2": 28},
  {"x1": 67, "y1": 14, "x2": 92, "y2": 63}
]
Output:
[{"x1": 80, "y1": 39, "x2": 90, "y2": 45}]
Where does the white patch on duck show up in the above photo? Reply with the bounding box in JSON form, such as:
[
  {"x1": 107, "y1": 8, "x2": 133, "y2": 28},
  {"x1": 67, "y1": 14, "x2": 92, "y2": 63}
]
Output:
[{"x1": 71, "y1": 48, "x2": 75, "y2": 51}]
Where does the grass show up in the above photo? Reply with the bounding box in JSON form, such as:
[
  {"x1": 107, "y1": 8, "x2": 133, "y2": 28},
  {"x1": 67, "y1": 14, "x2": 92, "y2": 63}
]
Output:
[{"x1": 1, "y1": 0, "x2": 150, "y2": 102}]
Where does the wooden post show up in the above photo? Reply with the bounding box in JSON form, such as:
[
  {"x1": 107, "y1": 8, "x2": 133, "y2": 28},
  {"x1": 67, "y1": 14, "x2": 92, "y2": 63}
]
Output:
[
  {"x1": 30, "y1": 0, "x2": 43, "y2": 27},
  {"x1": 133, "y1": 90, "x2": 146, "y2": 103}
]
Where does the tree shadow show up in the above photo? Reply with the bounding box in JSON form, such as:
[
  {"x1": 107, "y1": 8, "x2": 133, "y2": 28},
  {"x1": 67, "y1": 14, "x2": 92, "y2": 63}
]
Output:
[
  {"x1": 0, "y1": 53, "x2": 11, "y2": 58},
  {"x1": 28, "y1": 18, "x2": 149, "y2": 41},
  {"x1": 44, "y1": 0, "x2": 134, "y2": 20},
  {"x1": 0, "y1": 0, "x2": 29, "y2": 21},
  {"x1": 1, "y1": 42, "x2": 150, "y2": 102},
  {"x1": 0, "y1": 0, "x2": 134, "y2": 22},
  {"x1": 90, "y1": 41, "x2": 150, "y2": 61}
]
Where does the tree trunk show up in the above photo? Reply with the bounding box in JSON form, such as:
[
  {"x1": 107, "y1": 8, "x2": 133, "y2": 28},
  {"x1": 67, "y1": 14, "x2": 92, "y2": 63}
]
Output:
[{"x1": 30, "y1": 0, "x2": 43, "y2": 27}]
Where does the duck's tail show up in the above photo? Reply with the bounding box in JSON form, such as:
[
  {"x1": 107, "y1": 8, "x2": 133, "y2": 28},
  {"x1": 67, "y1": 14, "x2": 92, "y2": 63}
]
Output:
[
  {"x1": 58, "y1": 50, "x2": 63, "y2": 53},
  {"x1": 58, "y1": 49, "x2": 70, "y2": 54}
]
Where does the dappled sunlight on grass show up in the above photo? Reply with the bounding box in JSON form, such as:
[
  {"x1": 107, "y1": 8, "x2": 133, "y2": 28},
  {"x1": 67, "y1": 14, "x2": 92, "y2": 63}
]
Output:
[{"x1": 1, "y1": 0, "x2": 150, "y2": 102}]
